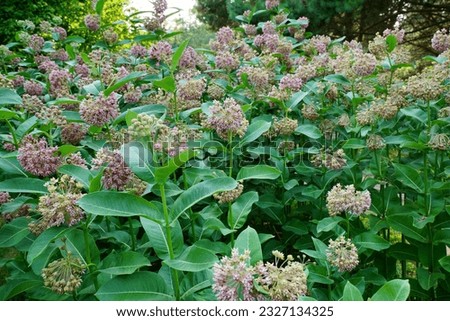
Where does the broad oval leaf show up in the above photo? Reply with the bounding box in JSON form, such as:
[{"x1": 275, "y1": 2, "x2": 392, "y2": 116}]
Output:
[
  {"x1": 155, "y1": 149, "x2": 198, "y2": 184},
  {"x1": 78, "y1": 191, "x2": 162, "y2": 221},
  {"x1": 171, "y1": 39, "x2": 190, "y2": 71},
  {"x1": 295, "y1": 124, "x2": 322, "y2": 139},
  {"x1": 0, "y1": 178, "x2": 47, "y2": 194},
  {"x1": 393, "y1": 163, "x2": 424, "y2": 193},
  {"x1": 165, "y1": 244, "x2": 218, "y2": 272},
  {"x1": 58, "y1": 164, "x2": 92, "y2": 189},
  {"x1": 229, "y1": 191, "x2": 259, "y2": 230},
  {"x1": 104, "y1": 72, "x2": 146, "y2": 97},
  {"x1": 170, "y1": 177, "x2": 237, "y2": 223},
  {"x1": 354, "y1": 232, "x2": 391, "y2": 251},
  {"x1": 317, "y1": 216, "x2": 344, "y2": 233},
  {"x1": 98, "y1": 251, "x2": 151, "y2": 275},
  {"x1": 0, "y1": 88, "x2": 22, "y2": 105},
  {"x1": 27, "y1": 226, "x2": 68, "y2": 265},
  {"x1": 342, "y1": 281, "x2": 364, "y2": 301},
  {"x1": 370, "y1": 279, "x2": 410, "y2": 301},
  {"x1": 95, "y1": 271, "x2": 173, "y2": 301},
  {"x1": 236, "y1": 165, "x2": 281, "y2": 181},
  {"x1": 235, "y1": 226, "x2": 262, "y2": 265},
  {"x1": 238, "y1": 119, "x2": 271, "y2": 146},
  {"x1": 153, "y1": 75, "x2": 176, "y2": 93}
]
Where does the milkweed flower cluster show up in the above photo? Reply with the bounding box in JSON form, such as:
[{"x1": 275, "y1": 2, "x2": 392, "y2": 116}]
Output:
[
  {"x1": 0, "y1": 192, "x2": 10, "y2": 205},
  {"x1": 326, "y1": 183, "x2": 371, "y2": 216},
  {"x1": 212, "y1": 249, "x2": 307, "y2": 301},
  {"x1": 265, "y1": 0, "x2": 279, "y2": 10},
  {"x1": 18, "y1": 136, "x2": 60, "y2": 177},
  {"x1": 266, "y1": 117, "x2": 298, "y2": 138},
  {"x1": 29, "y1": 175, "x2": 85, "y2": 234},
  {"x1": 79, "y1": 93, "x2": 119, "y2": 127},
  {"x1": 202, "y1": 98, "x2": 249, "y2": 140},
  {"x1": 92, "y1": 149, "x2": 133, "y2": 191},
  {"x1": 311, "y1": 148, "x2": 347, "y2": 170},
  {"x1": 42, "y1": 252, "x2": 86, "y2": 294},
  {"x1": 213, "y1": 183, "x2": 244, "y2": 204},
  {"x1": 431, "y1": 29, "x2": 450, "y2": 53},
  {"x1": 326, "y1": 236, "x2": 359, "y2": 272},
  {"x1": 84, "y1": 14, "x2": 100, "y2": 31},
  {"x1": 61, "y1": 123, "x2": 87, "y2": 145}
]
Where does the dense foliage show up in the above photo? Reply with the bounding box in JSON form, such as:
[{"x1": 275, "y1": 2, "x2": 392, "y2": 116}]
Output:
[{"x1": 0, "y1": 0, "x2": 449, "y2": 301}]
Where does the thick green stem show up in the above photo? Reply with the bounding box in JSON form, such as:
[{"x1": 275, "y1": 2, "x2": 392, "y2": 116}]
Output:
[
  {"x1": 160, "y1": 183, "x2": 180, "y2": 300},
  {"x1": 228, "y1": 133, "x2": 233, "y2": 177},
  {"x1": 423, "y1": 150, "x2": 429, "y2": 216}
]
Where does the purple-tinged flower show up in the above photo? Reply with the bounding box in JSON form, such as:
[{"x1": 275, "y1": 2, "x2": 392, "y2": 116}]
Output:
[
  {"x1": 149, "y1": 41, "x2": 172, "y2": 63},
  {"x1": 49, "y1": 69, "x2": 71, "y2": 97},
  {"x1": 215, "y1": 51, "x2": 239, "y2": 71},
  {"x1": 179, "y1": 46, "x2": 201, "y2": 69},
  {"x1": 61, "y1": 123, "x2": 87, "y2": 145},
  {"x1": 216, "y1": 26, "x2": 234, "y2": 45},
  {"x1": 130, "y1": 44, "x2": 148, "y2": 58},
  {"x1": 84, "y1": 14, "x2": 100, "y2": 31},
  {"x1": 103, "y1": 27, "x2": 118, "y2": 45},
  {"x1": 29, "y1": 34, "x2": 45, "y2": 52},
  {"x1": 279, "y1": 74, "x2": 303, "y2": 91},
  {"x1": 265, "y1": 0, "x2": 279, "y2": 10},
  {"x1": 50, "y1": 49, "x2": 69, "y2": 61},
  {"x1": 262, "y1": 21, "x2": 277, "y2": 35},
  {"x1": 23, "y1": 80, "x2": 44, "y2": 96},
  {"x1": 52, "y1": 26, "x2": 67, "y2": 40},
  {"x1": 326, "y1": 183, "x2": 371, "y2": 216},
  {"x1": 383, "y1": 27, "x2": 405, "y2": 44},
  {"x1": 79, "y1": 93, "x2": 119, "y2": 127},
  {"x1": 244, "y1": 24, "x2": 257, "y2": 36},
  {"x1": 203, "y1": 98, "x2": 249, "y2": 139},
  {"x1": 0, "y1": 192, "x2": 10, "y2": 205},
  {"x1": 18, "y1": 136, "x2": 60, "y2": 177},
  {"x1": 431, "y1": 29, "x2": 450, "y2": 53}
]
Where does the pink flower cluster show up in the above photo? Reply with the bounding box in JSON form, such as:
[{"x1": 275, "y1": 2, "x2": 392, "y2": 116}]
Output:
[
  {"x1": 79, "y1": 93, "x2": 119, "y2": 127},
  {"x1": 18, "y1": 136, "x2": 60, "y2": 177}
]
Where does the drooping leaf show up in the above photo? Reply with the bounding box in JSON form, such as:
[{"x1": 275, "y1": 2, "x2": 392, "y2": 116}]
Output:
[
  {"x1": 288, "y1": 90, "x2": 309, "y2": 109},
  {"x1": 95, "y1": 272, "x2": 173, "y2": 301},
  {"x1": 385, "y1": 34, "x2": 397, "y2": 53},
  {"x1": 57, "y1": 164, "x2": 91, "y2": 189},
  {"x1": 386, "y1": 213, "x2": 428, "y2": 242},
  {"x1": 324, "y1": 74, "x2": 351, "y2": 86},
  {"x1": 27, "y1": 226, "x2": 68, "y2": 265},
  {"x1": 154, "y1": 149, "x2": 197, "y2": 184},
  {"x1": 165, "y1": 243, "x2": 218, "y2": 272},
  {"x1": 238, "y1": 119, "x2": 271, "y2": 146},
  {"x1": 170, "y1": 177, "x2": 237, "y2": 223},
  {"x1": 0, "y1": 278, "x2": 42, "y2": 300},
  {"x1": 153, "y1": 75, "x2": 176, "y2": 93},
  {"x1": 228, "y1": 191, "x2": 259, "y2": 230},
  {"x1": 317, "y1": 217, "x2": 344, "y2": 233},
  {"x1": 370, "y1": 279, "x2": 410, "y2": 301}
]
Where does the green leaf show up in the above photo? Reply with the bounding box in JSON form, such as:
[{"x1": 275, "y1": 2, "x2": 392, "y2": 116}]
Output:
[
  {"x1": 0, "y1": 217, "x2": 31, "y2": 248},
  {"x1": 392, "y1": 163, "x2": 424, "y2": 193},
  {"x1": 104, "y1": 71, "x2": 146, "y2": 97},
  {"x1": 370, "y1": 279, "x2": 410, "y2": 301},
  {"x1": 170, "y1": 177, "x2": 237, "y2": 223},
  {"x1": 0, "y1": 278, "x2": 42, "y2": 300},
  {"x1": 165, "y1": 243, "x2": 218, "y2": 272},
  {"x1": 229, "y1": 191, "x2": 259, "y2": 230},
  {"x1": 140, "y1": 217, "x2": 183, "y2": 260},
  {"x1": 283, "y1": 219, "x2": 309, "y2": 235},
  {"x1": 155, "y1": 149, "x2": 197, "y2": 184},
  {"x1": 27, "y1": 226, "x2": 68, "y2": 265},
  {"x1": 295, "y1": 124, "x2": 322, "y2": 139},
  {"x1": 342, "y1": 281, "x2": 364, "y2": 301},
  {"x1": 0, "y1": 156, "x2": 28, "y2": 176},
  {"x1": 171, "y1": 39, "x2": 190, "y2": 71},
  {"x1": 95, "y1": 272, "x2": 173, "y2": 301},
  {"x1": 15, "y1": 116, "x2": 38, "y2": 138},
  {"x1": 324, "y1": 74, "x2": 351, "y2": 86},
  {"x1": 343, "y1": 138, "x2": 366, "y2": 149},
  {"x1": 235, "y1": 226, "x2": 263, "y2": 265},
  {"x1": 58, "y1": 164, "x2": 91, "y2": 189},
  {"x1": 78, "y1": 191, "x2": 162, "y2": 221},
  {"x1": 95, "y1": 0, "x2": 106, "y2": 15},
  {"x1": 0, "y1": 88, "x2": 22, "y2": 105},
  {"x1": 317, "y1": 217, "x2": 344, "y2": 233},
  {"x1": 238, "y1": 119, "x2": 271, "y2": 146},
  {"x1": 417, "y1": 267, "x2": 445, "y2": 291},
  {"x1": 0, "y1": 108, "x2": 18, "y2": 119},
  {"x1": 89, "y1": 168, "x2": 104, "y2": 193},
  {"x1": 438, "y1": 256, "x2": 450, "y2": 273},
  {"x1": 288, "y1": 90, "x2": 309, "y2": 109},
  {"x1": 354, "y1": 232, "x2": 391, "y2": 251},
  {"x1": 120, "y1": 142, "x2": 155, "y2": 182},
  {"x1": 400, "y1": 108, "x2": 427, "y2": 123},
  {"x1": 386, "y1": 213, "x2": 428, "y2": 242},
  {"x1": 387, "y1": 243, "x2": 418, "y2": 261},
  {"x1": 307, "y1": 265, "x2": 334, "y2": 285},
  {"x1": 64, "y1": 229, "x2": 100, "y2": 265},
  {"x1": 0, "y1": 178, "x2": 47, "y2": 194},
  {"x1": 153, "y1": 75, "x2": 176, "y2": 93},
  {"x1": 236, "y1": 165, "x2": 281, "y2": 181},
  {"x1": 98, "y1": 251, "x2": 151, "y2": 275},
  {"x1": 385, "y1": 34, "x2": 397, "y2": 53}
]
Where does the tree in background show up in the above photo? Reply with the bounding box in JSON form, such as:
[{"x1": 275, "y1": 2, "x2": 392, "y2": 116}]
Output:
[{"x1": 195, "y1": 0, "x2": 450, "y2": 53}]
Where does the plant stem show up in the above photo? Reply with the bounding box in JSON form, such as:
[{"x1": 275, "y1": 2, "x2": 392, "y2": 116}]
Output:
[
  {"x1": 423, "y1": 150, "x2": 429, "y2": 216},
  {"x1": 128, "y1": 217, "x2": 136, "y2": 251},
  {"x1": 83, "y1": 216, "x2": 98, "y2": 291},
  {"x1": 228, "y1": 133, "x2": 233, "y2": 177},
  {"x1": 5, "y1": 119, "x2": 18, "y2": 148},
  {"x1": 160, "y1": 183, "x2": 180, "y2": 300}
]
